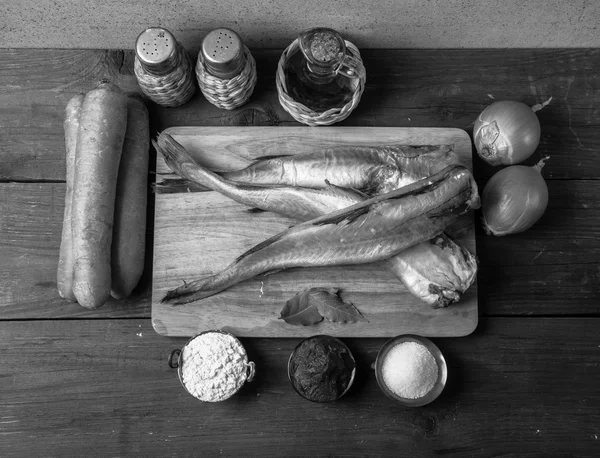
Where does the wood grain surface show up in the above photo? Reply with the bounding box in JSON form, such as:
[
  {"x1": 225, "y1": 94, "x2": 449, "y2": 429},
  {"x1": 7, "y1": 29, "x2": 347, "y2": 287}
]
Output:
[
  {"x1": 1, "y1": 318, "x2": 599, "y2": 457},
  {"x1": 151, "y1": 126, "x2": 477, "y2": 337},
  {"x1": 1, "y1": 178, "x2": 597, "y2": 319},
  {"x1": 0, "y1": 48, "x2": 599, "y2": 457},
  {"x1": 1, "y1": 49, "x2": 599, "y2": 181}
]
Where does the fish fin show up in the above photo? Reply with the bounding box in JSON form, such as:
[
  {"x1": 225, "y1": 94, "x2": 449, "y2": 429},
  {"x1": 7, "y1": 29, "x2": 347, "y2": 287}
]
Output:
[
  {"x1": 256, "y1": 268, "x2": 285, "y2": 278},
  {"x1": 234, "y1": 231, "x2": 286, "y2": 263},
  {"x1": 357, "y1": 181, "x2": 380, "y2": 197},
  {"x1": 313, "y1": 204, "x2": 371, "y2": 226},
  {"x1": 251, "y1": 153, "x2": 293, "y2": 161},
  {"x1": 398, "y1": 144, "x2": 453, "y2": 154},
  {"x1": 349, "y1": 187, "x2": 371, "y2": 199},
  {"x1": 324, "y1": 179, "x2": 370, "y2": 199}
]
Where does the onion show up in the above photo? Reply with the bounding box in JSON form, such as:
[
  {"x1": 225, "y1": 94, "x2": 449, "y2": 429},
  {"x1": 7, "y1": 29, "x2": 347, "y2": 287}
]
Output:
[
  {"x1": 474, "y1": 100, "x2": 541, "y2": 166},
  {"x1": 481, "y1": 157, "x2": 549, "y2": 236}
]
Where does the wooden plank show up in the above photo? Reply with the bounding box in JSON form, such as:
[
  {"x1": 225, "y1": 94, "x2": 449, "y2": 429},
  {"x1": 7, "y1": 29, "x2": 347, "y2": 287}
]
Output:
[
  {"x1": 1, "y1": 180, "x2": 599, "y2": 319},
  {"x1": 475, "y1": 177, "x2": 600, "y2": 266},
  {"x1": 0, "y1": 318, "x2": 598, "y2": 457},
  {"x1": 151, "y1": 126, "x2": 478, "y2": 338},
  {"x1": 358, "y1": 49, "x2": 600, "y2": 181},
  {"x1": 0, "y1": 183, "x2": 151, "y2": 318},
  {"x1": 1, "y1": 49, "x2": 599, "y2": 181},
  {"x1": 0, "y1": 49, "x2": 142, "y2": 181}
]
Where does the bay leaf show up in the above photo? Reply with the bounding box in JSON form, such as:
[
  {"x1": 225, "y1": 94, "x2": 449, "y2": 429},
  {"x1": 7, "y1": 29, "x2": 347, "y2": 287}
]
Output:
[
  {"x1": 312, "y1": 288, "x2": 368, "y2": 323},
  {"x1": 279, "y1": 287, "x2": 367, "y2": 326},
  {"x1": 278, "y1": 290, "x2": 324, "y2": 326}
]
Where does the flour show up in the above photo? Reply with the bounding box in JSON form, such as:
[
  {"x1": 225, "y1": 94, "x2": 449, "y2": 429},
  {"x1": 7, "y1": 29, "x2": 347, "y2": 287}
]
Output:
[
  {"x1": 181, "y1": 332, "x2": 248, "y2": 402},
  {"x1": 381, "y1": 341, "x2": 438, "y2": 399}
]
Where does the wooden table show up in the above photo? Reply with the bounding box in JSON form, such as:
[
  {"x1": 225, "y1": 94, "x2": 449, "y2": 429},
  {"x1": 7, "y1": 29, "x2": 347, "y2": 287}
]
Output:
[{"x1": 1, "y1": 48, "x2": 599, "y2": 457}]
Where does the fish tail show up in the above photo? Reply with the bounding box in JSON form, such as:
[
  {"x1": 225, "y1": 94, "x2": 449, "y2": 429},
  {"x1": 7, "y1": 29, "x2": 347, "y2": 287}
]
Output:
[
  {"x1": 154, "y1": 133, "x2": 244, "y2": 196},
  {"x1": 161, "y1": 277, "x2": 226, "y2": 305},
  {"x1": 161, "y1": 255, "x2": 270, "y2": 305},
  {"x1": 161, "y1": 270, "x2": 235, "y2": 305},
  {"x1": 152, "y1": 177, "x2": 210, "y2": 193},
  {"x1": 153, "y1": 134, "x2": 194, "y2": 179}
]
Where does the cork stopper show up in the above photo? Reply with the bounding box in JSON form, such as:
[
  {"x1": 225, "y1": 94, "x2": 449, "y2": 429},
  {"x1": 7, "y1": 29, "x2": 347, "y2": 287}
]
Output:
[
  {"x1": 201, "y1": 28, "x2": 246, "y2": 79},
  {"x1": 135, "y1": 27, "x2": 179, "y2": 74}
]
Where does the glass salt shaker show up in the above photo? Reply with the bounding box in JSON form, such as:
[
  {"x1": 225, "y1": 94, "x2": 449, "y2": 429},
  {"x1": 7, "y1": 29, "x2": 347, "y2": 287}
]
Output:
[
  {"x1": 282, "y1": 27, "x2": 366, "y2": 113},
  {"x1": 133, "y1": 27, "x2": 196, "y2": 107},
  {"x1": 195, "y1": 28, "x2": 257, "y2": 110}
]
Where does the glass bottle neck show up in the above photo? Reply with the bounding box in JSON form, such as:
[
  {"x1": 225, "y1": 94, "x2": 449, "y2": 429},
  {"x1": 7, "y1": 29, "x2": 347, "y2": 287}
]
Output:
[{"x1": 304, "y1": 61, "x2": 338, "y2": 84}]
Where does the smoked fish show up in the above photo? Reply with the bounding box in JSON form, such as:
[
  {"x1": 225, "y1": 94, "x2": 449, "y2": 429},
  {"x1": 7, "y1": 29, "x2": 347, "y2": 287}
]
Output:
[
  {"x1": 161, "y1": 164, "x2": 480, "y2": 305},
  {"x1": 155, "y1": 133, "x2": 478, "y2": 306}
]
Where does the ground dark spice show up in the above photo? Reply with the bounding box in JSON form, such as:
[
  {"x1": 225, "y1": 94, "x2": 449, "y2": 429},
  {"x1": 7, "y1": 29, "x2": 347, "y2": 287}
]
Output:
[{"x1": 289, "y1": 335, "x2": 356, "y2": 402}]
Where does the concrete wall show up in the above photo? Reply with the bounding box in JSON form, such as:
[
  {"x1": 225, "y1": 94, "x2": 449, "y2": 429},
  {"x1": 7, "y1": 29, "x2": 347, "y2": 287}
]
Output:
[{"x1": 1, "y1": 0, "x2": 598, "y2": 51}]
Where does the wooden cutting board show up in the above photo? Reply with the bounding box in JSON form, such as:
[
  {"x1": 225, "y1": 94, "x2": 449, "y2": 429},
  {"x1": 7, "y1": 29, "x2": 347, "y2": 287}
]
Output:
[{"x1": 151, "y1": 126, "x2": 478, "y2": 337}]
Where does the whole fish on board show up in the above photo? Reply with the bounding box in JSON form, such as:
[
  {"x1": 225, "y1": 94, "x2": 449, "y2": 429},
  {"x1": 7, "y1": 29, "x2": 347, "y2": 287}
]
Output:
[
  {"x1": 161, "y1": 164, "x2": 480, "y2": 305},
  {"x1": 152, "y1": 135, "x2": 367, "y2": 221},
  {"x1": 156, "y1": 142, "x2": 460, "y2": 196},
  {"x1": 220, "y1": 143, "x2": 459, "y2": 195},
  {"x1": 154, "y1": 133, "x2": 478, "y2": 307}
]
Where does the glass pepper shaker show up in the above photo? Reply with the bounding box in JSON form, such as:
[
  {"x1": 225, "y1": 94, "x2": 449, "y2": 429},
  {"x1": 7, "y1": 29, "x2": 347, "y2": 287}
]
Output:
[
  {"x1": 281, "y1": 27, "x2": 366, "y2": 113},
  {"x1": 133, "y1": 27, "x2": 196, "y2": 107},
  {"x1": 195, "y1": 28, "x2": 257, "y2": 110}
]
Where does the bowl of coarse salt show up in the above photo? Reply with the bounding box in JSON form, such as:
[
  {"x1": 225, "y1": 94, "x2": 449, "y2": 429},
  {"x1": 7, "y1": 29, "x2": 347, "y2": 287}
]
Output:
[
  {"x1": 168, "y1": 330, "x2": 256, "y2": 402},
  {"x1": 374, "y1": 334, "x2": 447, "y2": 407}
]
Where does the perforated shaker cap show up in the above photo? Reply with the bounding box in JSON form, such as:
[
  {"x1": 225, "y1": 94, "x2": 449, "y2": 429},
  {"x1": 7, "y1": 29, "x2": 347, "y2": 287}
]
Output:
[
  {"x1": 201, "y1": 28, "x2": 245, "y2": 79},
  {"x1": 135, "y1": 27, "x2": 178, "y2": 72}
]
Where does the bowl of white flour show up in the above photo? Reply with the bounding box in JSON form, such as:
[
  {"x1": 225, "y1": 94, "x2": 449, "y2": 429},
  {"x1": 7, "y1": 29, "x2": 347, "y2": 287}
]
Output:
[{"x1": 168, "y1": 330, "x2": 256, "y2": 402}]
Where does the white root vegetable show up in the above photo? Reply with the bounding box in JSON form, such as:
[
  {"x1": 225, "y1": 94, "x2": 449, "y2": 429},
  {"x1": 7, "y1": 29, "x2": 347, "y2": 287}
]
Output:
[
  {"x1": 57, "y1": 93, "x2": 85, "y2": 302},
  {"x1": 110, "y1": 95, "x2": 149, "y2": 299},
  {"x1": 71, "y1": 81, "x2": 128, "y2": 309}
]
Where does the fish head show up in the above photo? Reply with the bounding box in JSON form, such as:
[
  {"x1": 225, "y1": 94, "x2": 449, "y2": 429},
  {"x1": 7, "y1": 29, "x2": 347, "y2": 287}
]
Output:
[{"x1": 369, "y1": 165, "x2": 412, "y2": 195}]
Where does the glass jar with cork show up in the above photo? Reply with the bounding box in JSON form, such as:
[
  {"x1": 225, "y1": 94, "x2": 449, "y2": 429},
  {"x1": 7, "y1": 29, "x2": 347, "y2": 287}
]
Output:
[{"x1": 276, "y1": 27, "x2": 366, "y2": 126}]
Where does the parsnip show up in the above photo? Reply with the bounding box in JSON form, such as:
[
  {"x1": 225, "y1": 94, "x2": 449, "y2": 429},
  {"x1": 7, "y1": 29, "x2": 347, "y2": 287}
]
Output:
[
  {"x1": 71, "y1": 81, "x2": 128, "y2": 309},
  {"x1": 57, "y1": 93, "x2": 85, "y2": 302},
  {"x1": 110, "y1": 95, "x2": 149, "y2": 299}
]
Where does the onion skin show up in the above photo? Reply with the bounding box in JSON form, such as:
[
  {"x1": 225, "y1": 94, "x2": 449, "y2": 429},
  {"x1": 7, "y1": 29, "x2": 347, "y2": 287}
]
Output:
[
  {"x1": 474, "y1": 100, "x2": 541, "y2": 166},
  {"x1": 481, "y1": 158, "x2": 549, "y2": 236}
]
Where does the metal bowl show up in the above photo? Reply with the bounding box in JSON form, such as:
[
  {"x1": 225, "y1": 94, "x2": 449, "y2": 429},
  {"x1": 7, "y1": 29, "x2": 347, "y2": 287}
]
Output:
[
  {"x1": 287, "y1": 334, "x2": 356, "y2": 403},
  {"x1": 168, "y1": 330, "x2": 256, "y2": 402},
  {"x1": 374, "y1": 334, "x2": 447, "y2": 407}
]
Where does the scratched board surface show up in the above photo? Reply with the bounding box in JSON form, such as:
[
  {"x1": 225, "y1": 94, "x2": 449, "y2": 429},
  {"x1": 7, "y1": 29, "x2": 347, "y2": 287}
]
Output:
[{"x1": 151, "y1": 126, "x2": 478, "y2": 337}]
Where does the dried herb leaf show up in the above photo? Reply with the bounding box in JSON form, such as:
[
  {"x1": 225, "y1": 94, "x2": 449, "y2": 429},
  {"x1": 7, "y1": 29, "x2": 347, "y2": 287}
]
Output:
[
  {"x1": 279, "y1": 292, "x2": 324, "y2": 326},
  {"x1": 313, "y1": 288, "x2": 368, "y2": 323},
  {"x1": 279, "y1": 287, "x2": 367, "y2": 326}
]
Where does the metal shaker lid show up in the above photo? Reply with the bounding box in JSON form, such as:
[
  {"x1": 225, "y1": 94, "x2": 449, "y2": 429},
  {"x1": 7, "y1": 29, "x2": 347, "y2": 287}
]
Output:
[
  {"x1": 201, "y1": 28, "x2": 245, "y2": 79},
  {"x1": 135, "y1": 27, "x2": 178, "y2": 71}
]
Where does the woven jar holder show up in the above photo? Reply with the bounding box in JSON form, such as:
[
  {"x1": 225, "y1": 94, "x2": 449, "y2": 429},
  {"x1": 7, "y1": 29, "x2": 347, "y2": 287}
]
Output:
[
  {"x1": 276, "y1": 38, "x2": 366, "y2": 126},
  {"x1": 134, "y1": 43, "x2": 197, "y2": 108},
  {"x1": 195, "y1": 46, "x2": 257, "y2": 110}
]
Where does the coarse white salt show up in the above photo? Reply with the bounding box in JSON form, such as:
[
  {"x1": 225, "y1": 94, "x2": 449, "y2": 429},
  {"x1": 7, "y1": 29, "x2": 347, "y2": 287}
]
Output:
[
  {"x1": 181, "y1": 332, "x2": 248, "y2": 402},
  {"x1": 381, "y1": 341, "x2": 438, "y2": 399}
]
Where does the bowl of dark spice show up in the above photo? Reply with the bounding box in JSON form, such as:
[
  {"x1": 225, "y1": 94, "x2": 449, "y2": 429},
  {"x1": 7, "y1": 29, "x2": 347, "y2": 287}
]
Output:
[
  {"x1": 374, "y1": 334, "x2": 447, "y2": 407},
  {"x1": 168, "y1": 330, "x2": 256, "y2": 402},
  {"x1": 288, "y1": 335, "x2": 356, "y2": 403}
]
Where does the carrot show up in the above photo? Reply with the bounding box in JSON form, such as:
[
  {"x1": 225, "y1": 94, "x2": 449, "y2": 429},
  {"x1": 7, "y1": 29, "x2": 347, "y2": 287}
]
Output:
[
  {"x1": 71, "y1": 81, "x2": 128, "y2": 309},
  {"x1": 110, "y1": 95, "x2": 149, "y2": 299},
  {"x1": 57, "y1": 93, "x2": 85, "y2": 302}
]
